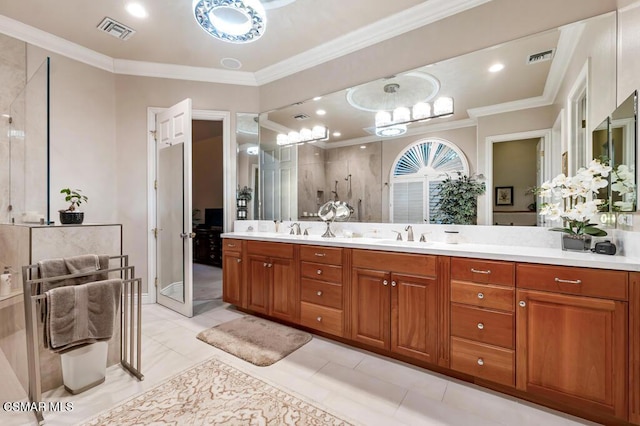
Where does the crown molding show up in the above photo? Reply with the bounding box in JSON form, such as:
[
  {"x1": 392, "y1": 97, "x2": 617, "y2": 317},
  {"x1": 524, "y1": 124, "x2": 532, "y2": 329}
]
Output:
[
  {"x1": 0, "y1": 0, "x2": 489, "y2": 85},
  {"x1": 113, "y1": 59, "x2": 258, "y2": 85},
  {"x1": 254, "y1": 0, "x2": 492, "y2": 85},
  {"x1": 467, "y1": 96, "x2": 551, "y2": 119},
  {"x1": 0, "y1": 14, "x2": 114, "y2": 72}
]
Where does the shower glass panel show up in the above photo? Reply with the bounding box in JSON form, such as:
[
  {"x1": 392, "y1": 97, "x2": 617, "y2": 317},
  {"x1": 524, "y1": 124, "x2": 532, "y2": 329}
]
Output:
[{"x1": 7, "y1": 57, "x2": 50, "y2": 224}]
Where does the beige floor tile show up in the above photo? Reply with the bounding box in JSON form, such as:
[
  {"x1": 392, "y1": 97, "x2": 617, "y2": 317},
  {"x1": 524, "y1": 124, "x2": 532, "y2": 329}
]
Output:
[
  {"x1": 322, "y1": 393, "x2": 408, "y2": 426},
  {"x1": 295, "y1": 335, "x2": 367, "y2": 369}
]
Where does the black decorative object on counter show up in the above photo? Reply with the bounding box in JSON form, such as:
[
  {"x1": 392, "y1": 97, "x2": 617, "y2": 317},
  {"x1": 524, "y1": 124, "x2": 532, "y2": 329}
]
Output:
[{"x1": 59, "y1": 211, "x2": 84, "y2": 225}]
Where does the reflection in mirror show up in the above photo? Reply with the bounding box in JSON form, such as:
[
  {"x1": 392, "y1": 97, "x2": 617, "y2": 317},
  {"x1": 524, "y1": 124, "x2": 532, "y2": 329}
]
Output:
[
  {"x1": 258, "y1": 12, "x2": 617, "y2": 225},
  {"x1": 609, "y1": 91, "x2": 637, "y2": 212},
  {"x1": 236, "y1": 113, "x2": 259, "y2": 220},
  {"x1": 592, "y1": 116, "x2": 610, "y2": 210}
]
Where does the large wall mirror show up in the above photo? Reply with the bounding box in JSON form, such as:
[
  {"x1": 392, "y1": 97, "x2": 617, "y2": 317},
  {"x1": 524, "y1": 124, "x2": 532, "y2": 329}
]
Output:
[{"x1": 254, "y1": 11, "x2": 625, "y2": 225}]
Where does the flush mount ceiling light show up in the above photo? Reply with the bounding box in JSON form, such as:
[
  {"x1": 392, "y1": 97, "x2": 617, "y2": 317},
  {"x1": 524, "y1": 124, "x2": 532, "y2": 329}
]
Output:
[{"x1": 193, "y1": 0, "x2": 266, "y2": 44}]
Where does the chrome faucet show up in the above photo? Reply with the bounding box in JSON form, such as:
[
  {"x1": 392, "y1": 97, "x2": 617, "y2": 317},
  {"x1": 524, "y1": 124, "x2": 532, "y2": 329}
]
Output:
[
  {"x1": 392, "y1": 230, "x2": 403, "y2": 241},
  {"x1": 405, "y1": 225, "x2": 414, "y2": 242},
  {"x1": 420, "y1": 233, "x2": 428, "y2": 242},
  {"x1": 289, "y1": 223, "x2": 301, "y2": 235}
]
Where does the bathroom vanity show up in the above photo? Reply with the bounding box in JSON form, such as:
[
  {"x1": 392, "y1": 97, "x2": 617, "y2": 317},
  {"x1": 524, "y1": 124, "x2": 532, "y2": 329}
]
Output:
[{"x1": 222, "y1": 231, "x2": 640, "y2": 426}]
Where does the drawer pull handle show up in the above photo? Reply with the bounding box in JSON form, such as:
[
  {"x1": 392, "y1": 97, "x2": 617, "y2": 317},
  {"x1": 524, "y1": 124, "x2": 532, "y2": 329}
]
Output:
[
  {"x1": 471, "y1": 268, "x2": 491, "y2": 275},
  {"x1": 317, "y1": 291, "x2": 323, "y2": 296},
  {"x1": 477, "y1": 292, "x2": 484, "y2": 299},
  {"x1": 317, "y1": 269, "x2": 323, "y2": 275},
  {"x1": 314, "y1": 253, "x2": 326, "y2": 257},
  {"x1": 316, "y1": 316, "x2": 322, "y2": 322},
  {"x1": 519, "y1": 301, "x2": 526, "y2": 308},
  {"x1": 554, "y1": 277, "x2": 582, "y2": 284},
  {"x1": 383, "y1": 280, "x2": 388, "y2": 286},
  {"x1": 477, "y1": 358, "x2": 484, "y2": 366},
  {"x1": 477, "y1": 323, "x2": 484, "y2": 330},
  {"x1": 263, "y1": 262, "x2": 268, "y2": 267},
  {"x1": 391, "y1": 281, "x2": 397, "y2": 287},
  {"x1": 236, "y1": 259, "x2": 241, "y2": 263},
  {"x1": 227, "y1": 243, "x2": 236, "y2": 247}
]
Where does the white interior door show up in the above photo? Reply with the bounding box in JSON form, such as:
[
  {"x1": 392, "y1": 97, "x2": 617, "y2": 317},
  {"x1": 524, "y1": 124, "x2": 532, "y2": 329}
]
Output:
[{"x1": 156, "y1": 98, "x2": 193, "y2": 317}]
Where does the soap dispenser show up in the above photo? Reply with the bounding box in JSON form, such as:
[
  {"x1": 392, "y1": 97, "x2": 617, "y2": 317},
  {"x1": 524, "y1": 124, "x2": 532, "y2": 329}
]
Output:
[{"x1": 0, "y1": 267, "x2": 12, "y2": 296}]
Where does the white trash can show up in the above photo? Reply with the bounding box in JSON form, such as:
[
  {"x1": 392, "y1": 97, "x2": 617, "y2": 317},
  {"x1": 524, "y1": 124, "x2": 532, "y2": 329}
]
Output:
[{"x1": 60, "y1": 341, "x2": 108, "y2": 394}]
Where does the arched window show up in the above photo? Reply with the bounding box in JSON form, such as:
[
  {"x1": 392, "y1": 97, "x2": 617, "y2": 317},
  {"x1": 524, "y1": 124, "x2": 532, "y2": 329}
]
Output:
[{"x1": 390, "y1": 138, "x2": 469, "y2": 223}]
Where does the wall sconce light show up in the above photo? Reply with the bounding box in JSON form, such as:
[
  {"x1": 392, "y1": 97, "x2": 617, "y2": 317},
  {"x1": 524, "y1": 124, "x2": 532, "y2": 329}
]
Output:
[{"x1": 277, "y1": 125, "x2": 328, "y2": 146}]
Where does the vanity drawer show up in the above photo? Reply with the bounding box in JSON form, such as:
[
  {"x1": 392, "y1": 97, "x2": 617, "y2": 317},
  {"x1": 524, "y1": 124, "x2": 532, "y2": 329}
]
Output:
[
  {"x1": 451, "y1": 281, "x2": 514, "y2": 311},
  {"x1": 450, "y1": 337, "x2": 514, "y2": 387},
  {"x1": 300, "y1": 302, "x2": 343, "y2": 336},
  {"x1": 300, "y1": 245, "x2": 342, "y2": 265},
  {"x1": 353, "y1": 249, "x2": 436, "y2": 277},
  {"x1": 451, "y1": 258, "x2": 515, "y2": 286},
  {"x1": 451, "y1": 304, "x2": 514, "y2": 349},
  {"x1": 301, "y1": 262, "x2": 343, "y2": 283},
  {"x1": 247, "y1": 240, "x2": 294, "y2": 259},
  {"x1": 301, "y1": 279, "x2": 342, "y2": 309},
  {"x1": 516, "y1": 264, "x2": 628, "y2": 301},
  {"x1": 222, "y1": 239, "x2": 243, "y2": 253}
]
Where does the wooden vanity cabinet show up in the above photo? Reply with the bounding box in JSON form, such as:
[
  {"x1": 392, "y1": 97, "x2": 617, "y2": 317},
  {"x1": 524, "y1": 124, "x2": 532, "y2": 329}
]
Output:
[
  {"x1": 246, "y1": 241, "x2": 299, "y2": 323},
  {"x1": 515, "y1": 264, "x2": 629, "y2": 420},
  {"x1": 351, "y1": 249, "x2": 441, "y2": 364},
  {"x1": 221, "y1": 239, "x2": 245, "y2": 307},
  {"x1": 449, "y1": 258, "x2": 516, "y2": 387},
  {"x1": 298, "y1": 245, "x2": 346, "y2": 337}
]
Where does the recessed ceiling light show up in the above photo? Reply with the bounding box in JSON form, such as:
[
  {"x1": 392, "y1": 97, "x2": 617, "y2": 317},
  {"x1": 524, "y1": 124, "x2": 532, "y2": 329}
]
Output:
[
  {"x1": 333, "y1": 131, "x2": 341, "y2": 137},
  {"x1": 220, "y1": 57, "x2": 242, "y2": 69},
  {"x1": 316, "y1": 109, "x2": 326, "y2": 115},
  {"x1": 489, "y1": 63, "x2": 505, "y2": 73},
  {"x1": 125, "y1": 3, "x2": 148, "y2": 18},
  {"x1": 313, "y1": 96, "x2": 322, "y2": 101},
  {"x1": 360, "y1": 145, "x2": 367, "y2": 149}
]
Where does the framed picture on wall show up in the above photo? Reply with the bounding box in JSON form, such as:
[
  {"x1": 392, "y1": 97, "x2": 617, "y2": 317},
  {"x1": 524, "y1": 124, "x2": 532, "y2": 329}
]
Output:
[{"x1": 495, "y1": 186, "x2": 513, "y2": 206}]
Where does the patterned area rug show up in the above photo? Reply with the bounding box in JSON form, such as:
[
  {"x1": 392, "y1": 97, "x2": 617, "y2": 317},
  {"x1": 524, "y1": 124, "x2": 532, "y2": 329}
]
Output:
[
  {"x1": 81, "y1": 358, "x2": 353, "y2": 425},
  {"x1": 197, "y1": 316, "x2": 312, "y2": 366}
]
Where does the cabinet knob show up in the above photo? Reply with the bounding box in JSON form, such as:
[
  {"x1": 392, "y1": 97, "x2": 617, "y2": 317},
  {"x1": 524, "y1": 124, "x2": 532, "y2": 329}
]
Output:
[
  {"x1": 267, "y1": 263, "x2": 273, "y2": 268},
  {"x1": 519, "y1": 300, "x2": 526, "y2": 308},
  {"x1": 477, "y1": 292, "x2": 484, "y2": 299},
  {"x1": 316, "y1": 269, "x2": 323, "y2": 275},
  {"x1": 383, "y1": 280, "x2": 388, "y2": 286},
  {"x1": 316, "y1": 291, "x2": 323, "y2": 296},
  {"x1": 263, "y1": 262, "x2": 268, "y2": 267},
  {"x1": 391, "y1": 281, "x2": 397, "y2": 287},
  {"x1": 477, "y1": 358, "x2": 484, "y2": 366},
  {"x1": 236, "y1": 259, "x2": 241, "y2": 263},
  {"x1": 477, "y1": 322, "x2": 484, "y2": 330},
  {"x1": 316, "y1": 316, "x2": 322, "y2": 322}
]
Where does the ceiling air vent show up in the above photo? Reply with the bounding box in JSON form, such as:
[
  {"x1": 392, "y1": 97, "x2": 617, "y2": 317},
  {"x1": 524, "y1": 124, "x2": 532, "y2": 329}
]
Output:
[
  {"x1": 292, "y1": 114, "x2": 310, "y2": 121},
  {"x1": 527, "y1": 49, "x2": 554, "y2": 64},
  {"x1": 97, "y1": 17, "x2": 136, "y2": 40}
]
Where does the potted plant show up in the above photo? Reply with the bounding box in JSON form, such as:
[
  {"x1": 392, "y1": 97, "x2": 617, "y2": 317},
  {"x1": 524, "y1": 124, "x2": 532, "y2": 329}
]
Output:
[
  {"x1": 59, "y1": 188, "x2": 88, "y2": 225},
  {"x1": 432, "y1": 172, "x2": 486, "y2": 224},
  {"x1": 537, "y1": 159, "x2": 610, "y2": 251}
]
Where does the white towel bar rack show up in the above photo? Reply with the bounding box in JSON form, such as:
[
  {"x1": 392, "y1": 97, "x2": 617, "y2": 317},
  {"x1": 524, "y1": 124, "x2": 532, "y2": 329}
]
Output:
[{"x1": 22, "y1": 255, "x2": 144, "y2": 425}]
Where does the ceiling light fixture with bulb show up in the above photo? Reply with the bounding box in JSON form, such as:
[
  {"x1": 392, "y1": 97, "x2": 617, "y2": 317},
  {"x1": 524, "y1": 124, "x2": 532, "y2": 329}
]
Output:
[
  {"x1": 277, "y1": 126, "x2": 328, "y2": 146},
  {"x1": 373, "y1": 83, "x2": 454, "y2": 138},
  {"x1": 193, "y1": 0, "x2": 266, "y2": 44}
]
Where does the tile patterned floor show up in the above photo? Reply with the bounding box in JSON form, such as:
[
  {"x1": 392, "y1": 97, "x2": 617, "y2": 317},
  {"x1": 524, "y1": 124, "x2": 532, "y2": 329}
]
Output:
[{"x1": 0, "y1": 302, "x2": 599, "y2": 426}]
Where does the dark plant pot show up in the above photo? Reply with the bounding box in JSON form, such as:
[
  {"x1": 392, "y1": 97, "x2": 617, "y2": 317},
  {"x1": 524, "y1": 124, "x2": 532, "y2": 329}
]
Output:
[
  {"x1": 561, "y1": 234, "x2": 591, "y2": 252},
  {"x1": 59, "y1": 210, "x2": 84, "y2": 225}
]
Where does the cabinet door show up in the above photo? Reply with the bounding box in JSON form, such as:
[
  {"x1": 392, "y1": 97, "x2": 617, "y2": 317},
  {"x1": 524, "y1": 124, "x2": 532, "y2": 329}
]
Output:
[
  {"x1": 391, "y1": 273, "x2": 438, "y2": 363},
  {"x1": 351, "y1": 268, "x2": 390, "y2": 350},
  {"x1": 247, "y1": 254, "x2": 270, "y2": 314},
  {"x1": 222, "y1": 250, "x2": 244, "y2": 307},
  {"x1": 516, "y1": 290, "x2": 628, "y2": 419},
  {"x1": 270, "y1": 257, "x2": 298, "y2": 322}
]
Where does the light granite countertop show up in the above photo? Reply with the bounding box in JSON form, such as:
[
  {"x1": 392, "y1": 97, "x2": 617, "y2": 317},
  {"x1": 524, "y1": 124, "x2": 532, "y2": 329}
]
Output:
[{"x1": 222, "y1": 231, "x2": 640, "y2": 272}]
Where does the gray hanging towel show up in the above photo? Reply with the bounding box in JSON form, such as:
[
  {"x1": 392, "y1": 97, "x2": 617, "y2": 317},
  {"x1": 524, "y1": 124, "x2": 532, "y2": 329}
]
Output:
[{"x1": 44, "y1": 279, "x2": 122, "y2": 354}]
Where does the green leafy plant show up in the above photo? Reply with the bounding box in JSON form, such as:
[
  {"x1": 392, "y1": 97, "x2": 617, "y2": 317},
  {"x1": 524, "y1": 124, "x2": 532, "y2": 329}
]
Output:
[
  {"x1": 60, "y1": 188, "x2": 88, "y2": 211},
  {"x1": 431, "y1": 172, "x2": 486, "y2": 224}
]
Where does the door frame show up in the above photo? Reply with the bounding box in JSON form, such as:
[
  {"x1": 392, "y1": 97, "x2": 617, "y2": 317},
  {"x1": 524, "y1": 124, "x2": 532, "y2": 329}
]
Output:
[
  {"x1": 146, "y1": 108, "x2": 232, "y2": 305},
  {"x1": 483, "y1": 128, "x2": 552, "y2": 226}
]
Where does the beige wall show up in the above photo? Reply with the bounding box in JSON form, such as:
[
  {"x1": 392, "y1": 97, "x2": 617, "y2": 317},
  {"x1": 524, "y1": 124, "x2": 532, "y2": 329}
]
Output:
[
  {"x1": 493, "y1": 139, "x2": 539, "y2": 213},
  {"x1": 192, "y1": 135, "x2": 224, "y2": 213}
]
